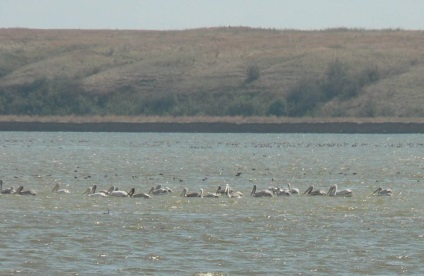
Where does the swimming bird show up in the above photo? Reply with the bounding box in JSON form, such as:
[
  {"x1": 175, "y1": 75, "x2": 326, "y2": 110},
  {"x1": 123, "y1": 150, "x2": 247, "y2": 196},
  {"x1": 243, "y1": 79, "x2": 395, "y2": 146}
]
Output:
[
  {"x1": 51, "y1": 183, "x2": 70, "y2": 194},
  {"x1": 225, "y1": 186, "x2": 243, "y2": 198},
  {"x1": 275, "y1": 188, "x2": 291, "y2": 196},
  {"x1": 180, "y1": 188, "x2": 203, "y2": 198},
  {"x1": 128, "y1": 188, "x2": 151, "y2": 199},
  {"x1": 268, "y1": 186, "x2": 290, "y2": 196},
  {"x1": 251, "y1": 185, "x2": 273, "y2": 197},
  {"x1": 155, "y1": 184, "x2": 173, "y2": 193},
  {"x1": 82, "y1": 185, "x2": 107, "y2": 197},
  {"x1": 303, "y1": 185, "x2": 327, "y2": 196},
  {"x1": 217, "y1": 184, "x2": 233, "y2": 195},
  {"x1": 372, "y1": 187, "x2": 393, "y2": 196},
  {"x1": 109, "y1": 187, "x2": 132, "y2": 197},
  {"x1": 98, "y1": 185, "x2": 116, "y2": 195},
  {"x1": 327, "y1": 184, "x2": 353, "y2": 197},
  {"x1": 203, "y1": 190, "x2": 220, "y2": 198},
  {"x1": 288, "y1": 183, "x2": 300, "y2": 194},
  {"x1": 216, "y1": 185, "x2": 226, "y2": 194},
  {"x1": 149, "y1": 185, "x2": 173, "y2": 195},
  {"x1": 15, "y1": 186, "x2": 37, "y2": 195},
  {"x1": 0, "y1": 180, "x2": 15, "y2": 194}
]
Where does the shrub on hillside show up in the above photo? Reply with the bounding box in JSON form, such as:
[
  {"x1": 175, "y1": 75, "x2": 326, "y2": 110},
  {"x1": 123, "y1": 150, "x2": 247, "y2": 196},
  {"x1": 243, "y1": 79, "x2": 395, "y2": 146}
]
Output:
[
  {"x1": 286, "y1": 80, "x2": 322, "y2": 117},
  {"x1": 245, "y1": 65, "x2": 260, "y2": 83},
  {"x1": 266, "y1": 98, "x2": 287, "y2": 117}
]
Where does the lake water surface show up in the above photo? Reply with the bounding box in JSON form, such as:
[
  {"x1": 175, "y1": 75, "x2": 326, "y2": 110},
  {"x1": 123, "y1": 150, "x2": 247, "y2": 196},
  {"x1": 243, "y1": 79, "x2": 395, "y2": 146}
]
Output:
[{"x1": 0, "y1": 132, "x2": 423, "y2": 275}]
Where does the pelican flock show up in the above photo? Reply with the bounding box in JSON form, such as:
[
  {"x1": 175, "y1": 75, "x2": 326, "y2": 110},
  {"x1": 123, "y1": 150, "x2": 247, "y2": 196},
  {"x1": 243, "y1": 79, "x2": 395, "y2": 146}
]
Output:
[{"x1": 0, "y1": 177, "x2": 396, "y2": 200}]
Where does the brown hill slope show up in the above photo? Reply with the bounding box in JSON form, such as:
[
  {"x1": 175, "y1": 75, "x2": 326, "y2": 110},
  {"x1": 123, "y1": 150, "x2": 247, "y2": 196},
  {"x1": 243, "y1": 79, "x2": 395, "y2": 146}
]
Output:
[{"x1": 1, "y1": 27, "x2": 424, "y2": 117}]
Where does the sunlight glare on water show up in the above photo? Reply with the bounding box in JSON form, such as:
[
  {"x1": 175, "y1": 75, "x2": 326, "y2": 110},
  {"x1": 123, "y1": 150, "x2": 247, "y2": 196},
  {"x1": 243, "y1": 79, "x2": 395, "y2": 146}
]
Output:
[{"x1": 0, "y1": 132, "x2": 423, "y2": 275}]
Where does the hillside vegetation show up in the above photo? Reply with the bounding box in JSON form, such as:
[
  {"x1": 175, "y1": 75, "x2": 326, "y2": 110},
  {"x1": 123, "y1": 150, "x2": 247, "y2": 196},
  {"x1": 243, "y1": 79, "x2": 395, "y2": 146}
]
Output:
[{"x1": 0, "y1": 27, "x2": 423, "y2": 118}]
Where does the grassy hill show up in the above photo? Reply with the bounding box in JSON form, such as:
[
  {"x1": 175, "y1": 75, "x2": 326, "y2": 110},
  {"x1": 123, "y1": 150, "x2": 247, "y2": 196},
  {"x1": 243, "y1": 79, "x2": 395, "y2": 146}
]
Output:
[{"x1": 0, "y1": 27, "x2": 423, "y2": 118}]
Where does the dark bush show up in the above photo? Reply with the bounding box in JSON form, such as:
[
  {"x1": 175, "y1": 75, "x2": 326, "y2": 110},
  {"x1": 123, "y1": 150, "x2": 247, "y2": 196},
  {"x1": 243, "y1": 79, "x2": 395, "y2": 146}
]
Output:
[
  {"x1": 245, "y1": 65, "x2": 260, "y2": 83},
  {"x1": 286, "y1": 80, "x2": 322, "y2": 116},
  {"x1": 320, "y1": 59, "x2": 351, "y2": 100},
  {"x1": 266, "y1": 98, "x2": 286, "y2": 117}
]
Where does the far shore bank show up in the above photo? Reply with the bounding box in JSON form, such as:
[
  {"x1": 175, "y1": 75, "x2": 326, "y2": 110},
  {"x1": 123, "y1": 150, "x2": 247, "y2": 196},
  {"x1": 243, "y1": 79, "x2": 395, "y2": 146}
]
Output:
[{"x1": 1, "y1": 121, "x2": 423, "y2": 133}]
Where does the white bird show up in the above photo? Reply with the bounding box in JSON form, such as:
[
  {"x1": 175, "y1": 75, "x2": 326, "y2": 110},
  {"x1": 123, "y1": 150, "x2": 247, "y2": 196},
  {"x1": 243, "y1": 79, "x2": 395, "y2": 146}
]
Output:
[
  {"x1": 268, "y1": 186, "x2": 279, "y2": 193},
  {"x1": 181, "y1": 188, "x2": 203, "y2": 198},
  {"x1": 275, "y1": 188, "x2": 291, "y2": 197},
  {"x1": 251, "y1": 185, "x2": 273, "y2": 197},
  {"x1": 222, "y1": 185, "x2": 241, "y2": 198},
  {"x1": 217, "y1": 184, "x2": 233, "y2": 195},
  {"x1": 303, "y1": 185, "x2": 327, "y2": 196},
  {"x1": 102, "y1": 186, "x2": 116, "y2": 194},
  {"x1": 51, "y1": 183, "x2": 70, "y2": 194},
  {"x1": 109, "y1": 187, "x2": 132, "y2": 197},
  {"x1": 83, "y1": 185, "x2": 107, "y2": 197},
  {"x1": 128, "y1": 188, "x2": 151, "y2": 199},
  {"x1": 288, "y1": 183, "x2": 300, "y2": 194},
  {"x1": 268, "y1": 186, "x2": 290, "y2": 196},
  {"x1": 203, "y1": 190, "x2": 220, "y2": 198},
  {"x1": 327, "y1": 184, "x2": 353, "y2": 197},
  {"x1": 15, "y1": 186, "x2": 37, "y2": 196},
  {"x1": 372, "y1": 187, "x2": 393, "y2": 196},
  {"x1": 149, "y1": 185, "x2": 173, "y2": 195}
]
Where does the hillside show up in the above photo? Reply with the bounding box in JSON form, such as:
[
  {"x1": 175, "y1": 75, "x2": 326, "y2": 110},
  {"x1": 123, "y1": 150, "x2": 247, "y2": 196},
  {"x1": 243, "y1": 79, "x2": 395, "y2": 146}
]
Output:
[{"x1": 0, "y1": 27, "x2": 424, "y2": 118}]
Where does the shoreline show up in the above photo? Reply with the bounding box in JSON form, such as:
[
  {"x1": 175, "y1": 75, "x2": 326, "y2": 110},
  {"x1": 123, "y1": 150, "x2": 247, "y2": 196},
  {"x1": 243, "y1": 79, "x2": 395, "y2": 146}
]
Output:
[{"x1": 1, "y1": 121, "x2": 423, "y2": 133}]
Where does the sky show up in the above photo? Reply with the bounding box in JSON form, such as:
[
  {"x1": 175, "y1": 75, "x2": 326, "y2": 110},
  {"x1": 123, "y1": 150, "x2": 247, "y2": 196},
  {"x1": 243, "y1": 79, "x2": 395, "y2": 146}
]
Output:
[{"x1": 0, "y1": 0, "x2": 423, "y2": 30}]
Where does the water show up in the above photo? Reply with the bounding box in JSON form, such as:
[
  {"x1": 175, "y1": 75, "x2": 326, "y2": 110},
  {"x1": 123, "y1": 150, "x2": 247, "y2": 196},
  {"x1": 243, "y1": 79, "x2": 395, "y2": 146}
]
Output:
[{"x1": 0, "y1": 132, "x2": 423, "y2": 275}]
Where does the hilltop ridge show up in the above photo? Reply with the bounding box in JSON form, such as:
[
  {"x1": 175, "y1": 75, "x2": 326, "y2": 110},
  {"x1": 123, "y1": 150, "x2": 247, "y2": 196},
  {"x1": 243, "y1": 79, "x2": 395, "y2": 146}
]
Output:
[{"x1": 1, "y1": 27, "x2": 424, "y2": 118}]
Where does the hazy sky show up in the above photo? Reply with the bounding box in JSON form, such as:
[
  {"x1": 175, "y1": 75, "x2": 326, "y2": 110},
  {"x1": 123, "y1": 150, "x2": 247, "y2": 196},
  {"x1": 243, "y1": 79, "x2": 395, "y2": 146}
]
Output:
[{"x1": 1, "y1": 0, "x2": 423, "y2": 30}]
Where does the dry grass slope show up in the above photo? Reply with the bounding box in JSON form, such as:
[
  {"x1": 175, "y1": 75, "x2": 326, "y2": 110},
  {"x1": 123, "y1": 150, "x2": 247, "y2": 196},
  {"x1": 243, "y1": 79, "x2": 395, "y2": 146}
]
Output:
[{"x1": 1, "y1": 27, "x2": 424, "y2": 118}]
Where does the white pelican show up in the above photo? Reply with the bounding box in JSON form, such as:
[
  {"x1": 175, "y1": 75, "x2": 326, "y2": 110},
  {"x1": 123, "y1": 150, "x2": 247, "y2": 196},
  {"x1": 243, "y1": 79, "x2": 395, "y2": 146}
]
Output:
[
  {"x1": 180, "y1": 188, "x2": 203, "y2": 198},
  {"x1": 327, "y1": 184, "x2": 353, "y2": 197},
  {"x1": 372, "y1": 187, "x2": 393, "y2": 196},
  {"x1": 83, "y1": 185, "x2": 107, "y2": 197},
  {"x1": 232, "y1": 191, "x2": 244, "y2": 198},
  {"x1": 268, "y1": 186, "x2": 290, "y2": 196},
  {"x1": 15, "y1": 186, "x2": 37, "y2": 196},
  {"x1": 153, "y1": 184, "x2": 173, "y2": 194},
  {"x1": 275, "y1": 188, "x2": 291, "y2": 197},
  {"x1": 109, "y1": 187, "x2": 132, "y2": 197},
  {"x1": 303, "y1": 185, "x2": 327, "y2": 196},
  {"x1": 99, "y1": 185, "x2": 116, "y2": 194},
  {"x1": 251, "y1": 185, "x2": 273, "y2": 197},
  {"x1": 51, "y1": 183, "x2": 70, "y2": 194},
  {"x1": 149, "y1": 185, "x2": 173, "y2": 195},
  {"x1": 217, "y1": 184, "x2": 233, "y2": 195},
  {"x1": 128, "y1": 188, "x2": 151, "y2": 199},
  {"x1": 268, "y1": 186, "x2": 279, "y2": 193},
  {"x1": 0, "y1": 180, "x2": 15, "y2": 194},
  {"x1": 156, "y1": 184, "x2": 173, "y2": 192},
  {"x1": 288, "y1": 183, "x2": 300, "y2": 194},
  {"x1": 203, "y1": 190, "x2": 220, "y2": 198},
  {"x1": 225, "y1": 184, "x2": 243, "y2": 198}
]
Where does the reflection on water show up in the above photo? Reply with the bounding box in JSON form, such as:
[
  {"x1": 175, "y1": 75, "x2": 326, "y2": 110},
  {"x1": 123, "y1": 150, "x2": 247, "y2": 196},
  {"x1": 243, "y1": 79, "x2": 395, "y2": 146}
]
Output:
[{"x1": 0, "y1": 132, "x2": 423, "y2": 275}]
